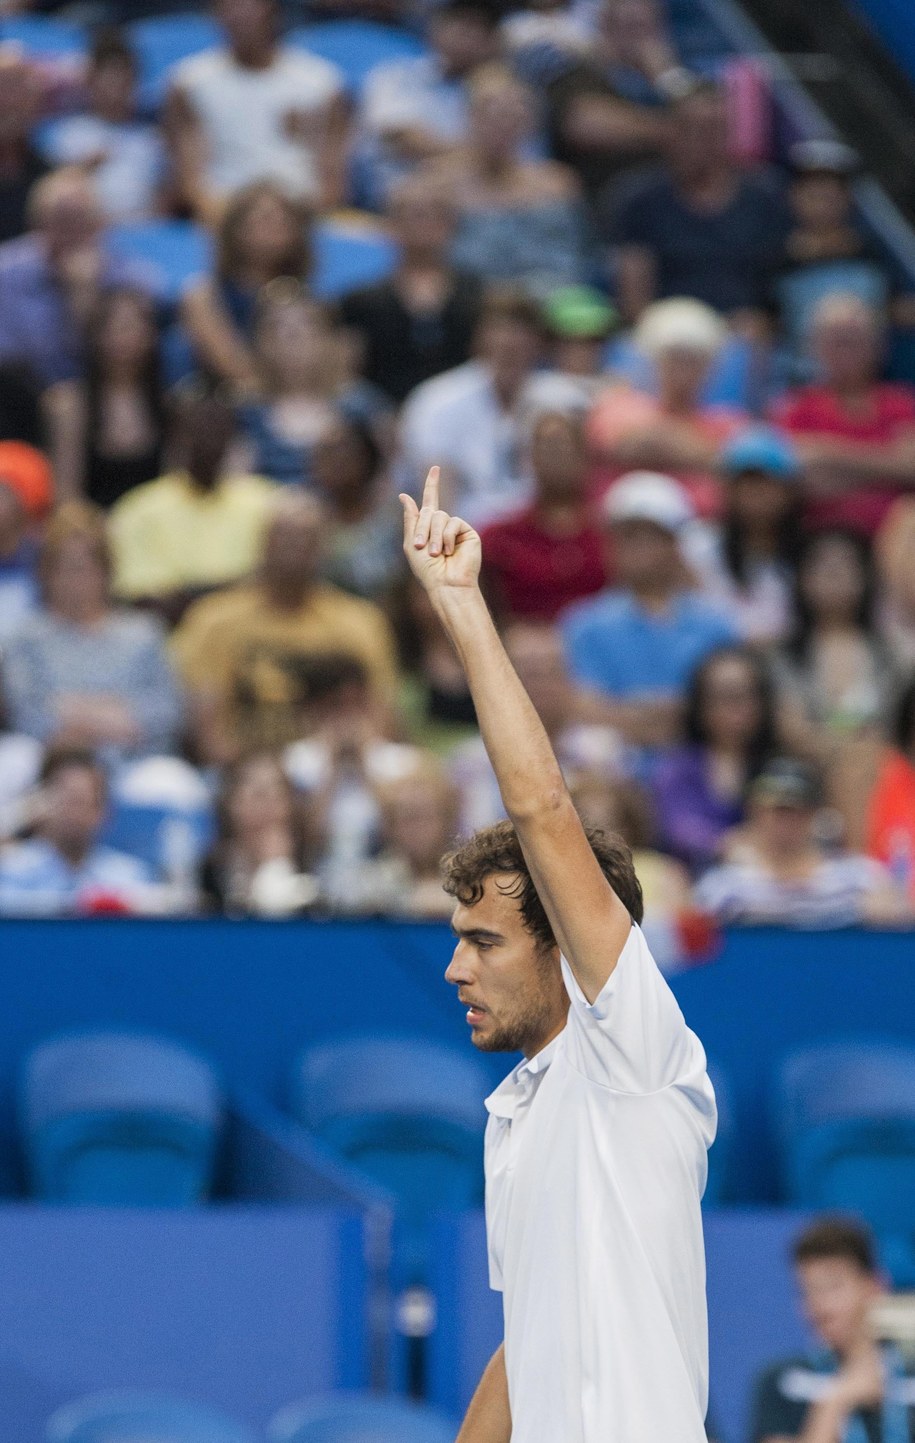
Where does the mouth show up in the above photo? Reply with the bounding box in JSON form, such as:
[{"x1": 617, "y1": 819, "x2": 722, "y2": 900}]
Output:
[{"x1": 459, "y1": 996, "x2": 488, "y2": 1027}]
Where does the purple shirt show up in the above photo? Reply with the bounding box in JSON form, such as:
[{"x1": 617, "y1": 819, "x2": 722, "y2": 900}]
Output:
[
  {"x1": 652, "y1": 744, "x2": 745, "y2": 874},
  {"x1": 0, "y1": 234, "x2": 156, "y2": 387}
]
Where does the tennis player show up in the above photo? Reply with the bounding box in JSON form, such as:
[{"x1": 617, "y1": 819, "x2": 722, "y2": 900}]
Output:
[{"x1": 400, "y1": 468, "x2": 717, "y2": 1443}]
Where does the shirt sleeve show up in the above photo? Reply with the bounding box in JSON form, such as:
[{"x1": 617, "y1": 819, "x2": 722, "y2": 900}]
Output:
[{"x1": 560, "y1": 924, "x2": 709, "y2": 1096}]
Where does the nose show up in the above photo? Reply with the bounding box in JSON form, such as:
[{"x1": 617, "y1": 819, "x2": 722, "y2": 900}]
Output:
[{"x1": 445, "y1": 942, "x2": 472, "y2": 988}]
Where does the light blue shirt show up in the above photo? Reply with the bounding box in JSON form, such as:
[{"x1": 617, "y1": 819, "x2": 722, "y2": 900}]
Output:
[
  {"x1": 560, "y1": 589, "x2": 737, "y2": 699},
  {"x1": 0, "y1": 839, "x2": 153, "y2": 917}
]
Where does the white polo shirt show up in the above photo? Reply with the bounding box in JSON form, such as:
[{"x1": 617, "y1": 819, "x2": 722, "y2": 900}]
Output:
[{"x1": 484, "y1": 924, "x2": 716, "y2": 1442}]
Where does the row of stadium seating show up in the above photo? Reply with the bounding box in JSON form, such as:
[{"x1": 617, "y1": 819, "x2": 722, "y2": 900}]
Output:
[{"x1": 16, "y1": 1028, "x2": 915, "y2": 1284}]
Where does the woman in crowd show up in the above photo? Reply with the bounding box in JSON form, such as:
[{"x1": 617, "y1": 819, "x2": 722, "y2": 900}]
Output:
[
  {"x1": 653, "y1": 645, "x2": 778, "y2": 875},
  {"x1": 866, "y1": 677, "x2": 915, "y2": 902},
  {"x1": 311, "y1": 411, "x2": 402, "y2": 601},
  {"x1": 692, "y1": 426, "x2": 802, "y2": 644},
  {"x1": 366, "y1": 759, "x2": 461, "y2": 919},
  {"x1": 1, "y1": 502, "x2": 182, "y2": 761},
  {"x1": 421, "y1": 63, "x2": 587, "y2": 294},
  {"x1": 201, "y1": 751, "x2": 317, "y2": 916},
  {"x1": 44, "y1": 287, "x2": 166, "y2": 507},
  {"x1": 589, "y1": 297, "x2": 747, "y2": 518},
  {"x1": 181, "y1": 182, "x2": 312, "y2": 392}
]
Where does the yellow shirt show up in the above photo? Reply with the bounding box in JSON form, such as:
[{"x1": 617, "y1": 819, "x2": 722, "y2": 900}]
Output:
[
  {"x1": 171, "y1": 580, "x2": 400, "y2": 752},
  {"x1": 109, "y1": 472, "x2": 278, "y2": 599}
]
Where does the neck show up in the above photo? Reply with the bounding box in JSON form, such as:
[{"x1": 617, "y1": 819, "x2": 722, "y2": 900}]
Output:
[
  {"x1": 479, "y1": 152, "x2": 516, "y2": 183},
  {"x1": 632, "y1": 580, "x2": 676, "y2": 613},
  {"x1": 53, "y1": 835, "x2": 93, "y2": 867},
  {"x1": 831, "y1": 378, "x2": 872, "y2": 403},
  {"x1": 185, "y1": 464, "x2": 222, "y2": 493},
  {"x1": 491, "y1": 371, "x2": 522, "y2": 409},
  {"x1": 534, "y1": 495, "x2": 586, "y2": 528},
  {"x1": 522, "y1": 1010, "x2": 568, "y2": 1061},
  {"x1": 54, "y1": 599, "x2": 106, "y2": 626},
  {"x1": 661, "y1": 389, "x2": 698, "y2": 417},
  {"x1": 264, "y1": 576, "x2": 311, "y2": 610},
  {"x1": 231, "y1": 39, "x2": 276, "y2": 69},
  {"x1": 331, "y1": 486, "x2": 374, "y2": 524},
  {"x1": 739, "y1": 521, "x2": 780, "y2": 555}
]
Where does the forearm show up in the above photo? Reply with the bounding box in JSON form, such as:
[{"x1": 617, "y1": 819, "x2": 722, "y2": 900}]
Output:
[
  {"x1": 457, "y1": 1344, "x2": 512, "y2": 1443},
  {"x1": 432, "y1": 586, "x2": 566, "y2": 822}
]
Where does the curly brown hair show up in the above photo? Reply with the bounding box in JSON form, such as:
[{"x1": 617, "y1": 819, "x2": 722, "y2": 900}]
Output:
[{"x1": 442, "y1": 818, "x2": 643, "y2": 951}]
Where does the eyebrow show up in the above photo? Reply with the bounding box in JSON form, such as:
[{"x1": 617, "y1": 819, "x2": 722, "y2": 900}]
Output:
[{"x1": 451, "y1": 925, "x2": 505, "y2": 944}]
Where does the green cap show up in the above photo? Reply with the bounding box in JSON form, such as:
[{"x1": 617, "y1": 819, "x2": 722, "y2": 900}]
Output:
[{"x1": 543, "y1": 286, "x2": 618, "y2": 340}]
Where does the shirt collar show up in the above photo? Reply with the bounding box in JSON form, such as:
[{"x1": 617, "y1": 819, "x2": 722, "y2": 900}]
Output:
[{"x1": 485, "y1": 1031, "x2": 563, "y2": 1120}]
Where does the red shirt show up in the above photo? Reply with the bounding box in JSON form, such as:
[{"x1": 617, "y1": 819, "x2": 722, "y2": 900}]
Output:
[
  {"x1": 772, "y1": 382, "x2": 915, "y2": 535},
  {"x1": 481, "y1": 505, "x2": 608, "y2": 621}
]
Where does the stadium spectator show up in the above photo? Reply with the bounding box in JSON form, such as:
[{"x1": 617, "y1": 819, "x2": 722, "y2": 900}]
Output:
[
  {"x1": 0, "y1": 361, "x2": 43, "y2": 446},
  {"x1": 599, "y1": 79, "x2": 789, "y2": 324},
  {"x1": 589, "y1": 298, "x2": 747, "y2": 519},
  {"x1": 44, "y1": 287, "x2": 165, "y2": 507},
  {"x1": 692, "y1": 426, "x2": 802, "y2": 643},
  {"x1": 750, "y1": 1216, "x2": 915, "y2": 1442},
  {"x1": 772, "y1": 292, "x2": 915, "y2": 537},
  {"x1": 338, "y1": 175, "x2": 482, "y2": 406},
  {"x1": 0, "y1": 746, "x2": 156, "y2": 918},
  {"x1": 109, "y1": 384, "x2": 277, "y2": 618},
  {"x1": 181, "y1": 182, "x2": 311, "y2": 393},
  {"x1": 775, "y1": 529, "x2": 896, "y2": 756},
  {"x1": 0, "y1": 472, "x2": 39, "y2": 645},
  {"x1": 422, "y1": 64, "x2": 587, "y2": 292},
  {"x1": 0, "y1": 168, "x2": 155, "y2": 388},
  {"x1": 560, "y1": 471, "x2": 736, "y2": 748},
  {"x1": 0, "y1": 438, "x2": 53, "y2": 521},
  {"x1": 238, "y1": 283, "x2": 343, "y2": 486},
  {"x1": 769, "y1": 140, "x2": 914, "y2": 362},
  {"x1": 481, "y1": 407, "x2": 607, "y2": 621},
  {"x1": 166, "y1": 0, "x2": 347, "y2": 221},
  {"x1": 390, "y1": 570, "x2": 477, "y2": 746},
  {"x1": 398, "y1": 287, "x2": 543, "y2": 526},
  {"x1": 172, "y1": 492, "x2": 399, "y2": 762},
  {"x1": 0, "y1": 50, "x2": 48, "y2": 245},
  {"x1": 345, "y1": 757, "x2": 461, "y2": 918},
  {"x1": 545, "y1": 0, "x2": 673, "y2": 201},
  {"x1": 541, "y1": 284, "x2": 618, "y2": 395},
  {"x1": 311, "y1": 411, "x2": 402, "y2": 601},
  {"x1": 41, "y1": 29, "x2": 168, "y2": 223},
  {"x1": 694, "y1": 758, "x2": 902, "y2": 928},
  {"x1": 652, "y1": 645, "x2": 777, "y2": 873},
  {"x1": 569, "y1": 767, "x2": 693, "y2": 971},
  {"x1": 2, "y1": 503, "x2": 182, "y2": 762},
  {"x1": 200, "y1": 751, "x2": 316, "y2": 916},
  {"x1": 876, "y1": 497, "x2": 915, "y2": 668},
  {"x1": 865, "y1": 677, "x2": 915, "y2": 902},
  {"x1": 450, "y1": 621, "x2": 629, "y2": 833},
  {"x1": 356, "y1": 0, "x2": 500, "y2": 208}
]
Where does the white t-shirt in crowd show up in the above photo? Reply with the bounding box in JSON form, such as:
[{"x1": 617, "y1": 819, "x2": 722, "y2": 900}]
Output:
[
  {"x1": 171, "y1": 45, "x2": 344, "y2": 203},
  {"x1": 484, "y1": 924, "x2": 716, "y2": 1442},
  {"x1": 43, "y1": 116, "x2": 167, "y2": 221}
]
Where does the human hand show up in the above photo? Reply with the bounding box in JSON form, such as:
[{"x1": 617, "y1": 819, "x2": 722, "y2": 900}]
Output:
[
  {"x1": 833, "y1": 1343, "x2": 885, "y2": 1411},
  {"x1": 399, "y1": 466, "x2": 482, "y2": 596}
]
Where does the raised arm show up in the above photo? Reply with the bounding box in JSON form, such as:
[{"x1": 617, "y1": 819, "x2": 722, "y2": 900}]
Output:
[{"x1": 401, "y1": 470, "x2": 632, "y2": 1001}]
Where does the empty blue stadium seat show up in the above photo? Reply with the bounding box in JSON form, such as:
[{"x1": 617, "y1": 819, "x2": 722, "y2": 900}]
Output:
[
  {"x1": 289, "y1": 21, "x2": 427, "y2": 96},
  {"x1": 102, "y1": 757, "x2": 215, "y2": 879},
  {"x1": 776, "y1": 1040, "x2": 915, "y2": 1284},
  {"x1": 22, "y1": 1031, "x2": 222, "y2": 1204},
  {"x1": 0, "y1": 16, "x2": 86, "y2": 59},
  {"x1": 312, "y1": 217, "x2": 397, "y2": 300},
  {"x1": 128, "y1": 13, "x2": 222, "y2": 110},
  {"x1": 46, "y1": 1390, "x2": 254, "y2": 1443},
  {"x1": 107, "y1": 220, "x2": 212, "y2": 304},
  {"x1": 292, "y1": 1035, "x2": 489, "y2": 1278},
  {"x1": 269, "y1": 1392, "x2": 456, "y2": 1443}
]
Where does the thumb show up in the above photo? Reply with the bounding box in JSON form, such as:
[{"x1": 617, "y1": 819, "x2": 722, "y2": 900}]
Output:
[{"x1": 399, "y1": 492, "x2": 420, "y2": 545}]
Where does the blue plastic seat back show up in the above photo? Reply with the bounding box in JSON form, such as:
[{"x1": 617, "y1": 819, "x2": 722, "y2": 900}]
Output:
[
  {"x1": 311, "y1": 219, "x2": 397, "y2": 301},
  {"x1": 46, "y1": 1390, "x2": 255, "y2": 1443},
  {"x1": 102, "y1": 800, "x2": 214, "y2": 878},
  {"x1": 269, "y1": 1393, "x2": 456, "y2": 1443},
  {"x1": 789, "y1": 1117, "x2": 915, "y2": 1230},
  {"x1": 0, "y1": 16, "x2": 86, "y2": 58},
  {"x1": 128, "y1": 13, "x2": 223, "y2": 110},
  {"x1": 777, "y1": 1041, "x2": 915, "y2": 1146},
  {"x1": 107, "y1": 220, "x2": 212, "y2": 305},
  {"x1": 289, "y1": 21, "x2": 427, "y2": 96},
  {"x1": 22, "y1": 1032, "x2": 221, "y2": 1205}
]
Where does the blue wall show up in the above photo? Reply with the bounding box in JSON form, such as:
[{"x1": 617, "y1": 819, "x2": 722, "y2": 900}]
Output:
[
  {"x1": 851, "y1": 0, "x2": 915, "y2": 82},
  {"x1": 1, "y1": 920, "x2": 914, "y2": 1200}
]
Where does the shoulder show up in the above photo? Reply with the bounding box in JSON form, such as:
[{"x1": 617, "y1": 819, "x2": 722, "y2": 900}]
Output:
[
  {"x1": 311, "y1": 582, "x2": 389, "y2": 626},
  {"x1": 403, "y1": 362, "x2": 487, "y2": 416},
  {"x1": 561, "y1": 589, "x2": 623, "y2": 634},
  {"x1": 110, "y1": 474, "x2": 175, "y2": 522},
  {"x1": 280, "y1": 44, "x2": 345, "y2": 94},
  {"x1": 176, "y1": 583, "x2": 254, "y2": 635},
  {"x1": 521, "y1": 160, "x2": 580, "y2": 202},
  {"x1": 680, "y1": 591, "x2": 741, "y2": 635},
  {"x1": 106, "y1": 609, "x2": 169, "y2": 649},
  {"x1": 170, "y1": 46, "x2": 226, "y2": 90},
  {"x1": 0, "y1": 234, "x2": 42, "y2": 280},
  {"x1": 94, "y1": 846, "x2": 153, "y2": 886},
  {"x1": 0, "y1": 839, "x2": 52, "y2": 880},
  {"x1": 876, "y1": 382, "x2": 915, "y2": 418}
]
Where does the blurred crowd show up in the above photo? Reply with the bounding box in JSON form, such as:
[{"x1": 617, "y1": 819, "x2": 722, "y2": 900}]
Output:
[{"x1": 1, "y1": 0, "x2": 915, "y2": 954}]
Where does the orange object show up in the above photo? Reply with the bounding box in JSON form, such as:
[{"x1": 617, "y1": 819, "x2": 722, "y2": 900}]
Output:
[
  {"x1": 866, "y1": 749, "x2": 915, "y2": 898},
  {"x1": 0, "y1": 441, "x2": 54, "y2": 518}
]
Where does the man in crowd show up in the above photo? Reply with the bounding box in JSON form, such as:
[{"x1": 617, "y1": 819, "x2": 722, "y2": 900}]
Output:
[
  {"x1": 0, "y1": 168, "x2": 154, "y2": 388},
  {"x1": 0, "y1": 49, "x2": 48, "y2": 246},
  {"x1": 561, "y1": 470, "x2": 736, "y2": 748},
  {"x1": 599, "y1": 78, "x2": 789, "y2": 325},
  {"x1": 0, "y1": 748, "x2": 155, "y2": 917},
  {"x1": 481, "y1": 406, "x2": 607, "y2": 621},
  {"x1": 338, "y1": 174, "x2": 482, "y2": 406},
  {"x1": 172, "y1": 491, "x2": 399, "y2": 762},
  {"x1": 166, "y1": 0, "x2": 347, "y2": 221},
  {"x1": 398, "y1": 287, "x2": 543, "y2": 527},
  {"x1": 751, "y1": 1216, "x2": 915, "y2": 1442}
]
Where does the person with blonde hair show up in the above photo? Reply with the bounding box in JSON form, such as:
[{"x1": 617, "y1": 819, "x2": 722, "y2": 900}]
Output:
[
  {"x1": 2, "y1": 501, "x2": 182, "y2": 760},
  {"x1": 589, "y1": 296, "x2": 748, "y2": 518}
]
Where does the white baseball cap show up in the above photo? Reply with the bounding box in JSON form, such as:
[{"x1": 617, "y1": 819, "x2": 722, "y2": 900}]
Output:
[{"x1": 602, "y1": 471, "x2": 695, "y2": 534}]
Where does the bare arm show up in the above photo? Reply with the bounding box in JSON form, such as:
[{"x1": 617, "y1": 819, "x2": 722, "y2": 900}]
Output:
[
  {"x1": 456, "y1": 1344, "x2": 512, "y2": 1443},
  {"x1": 797, "y1": 430, "x2": 915, "y2": 488},
  {"x1": 401, "y1": 469, "x2": 632, "y2": 1002},
  {"x1": 164, "y1": 83, "x2": 220, "y2": 226},
  {"x1": 181, "y1": 279, "x2": 261, "y2": 392},
  {"x1": 560, "y1": 93, "x2": 669, "y2": 155},
  {"x1": 613, "y1": 243, "x2": 657, "y2": 326},
  {"x1": 42, "y1": 381, "x2": 86, "y2": 500}
]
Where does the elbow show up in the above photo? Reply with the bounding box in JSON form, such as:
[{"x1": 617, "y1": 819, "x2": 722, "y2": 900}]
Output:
[{"x1": 505, "y1": 781, "x2": 571, "y2": 828}]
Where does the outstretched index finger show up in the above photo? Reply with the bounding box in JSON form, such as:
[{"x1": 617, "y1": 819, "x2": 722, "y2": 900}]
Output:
[{"x1": 421, "y1": 465, "x2": 441, "y2": 512}]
